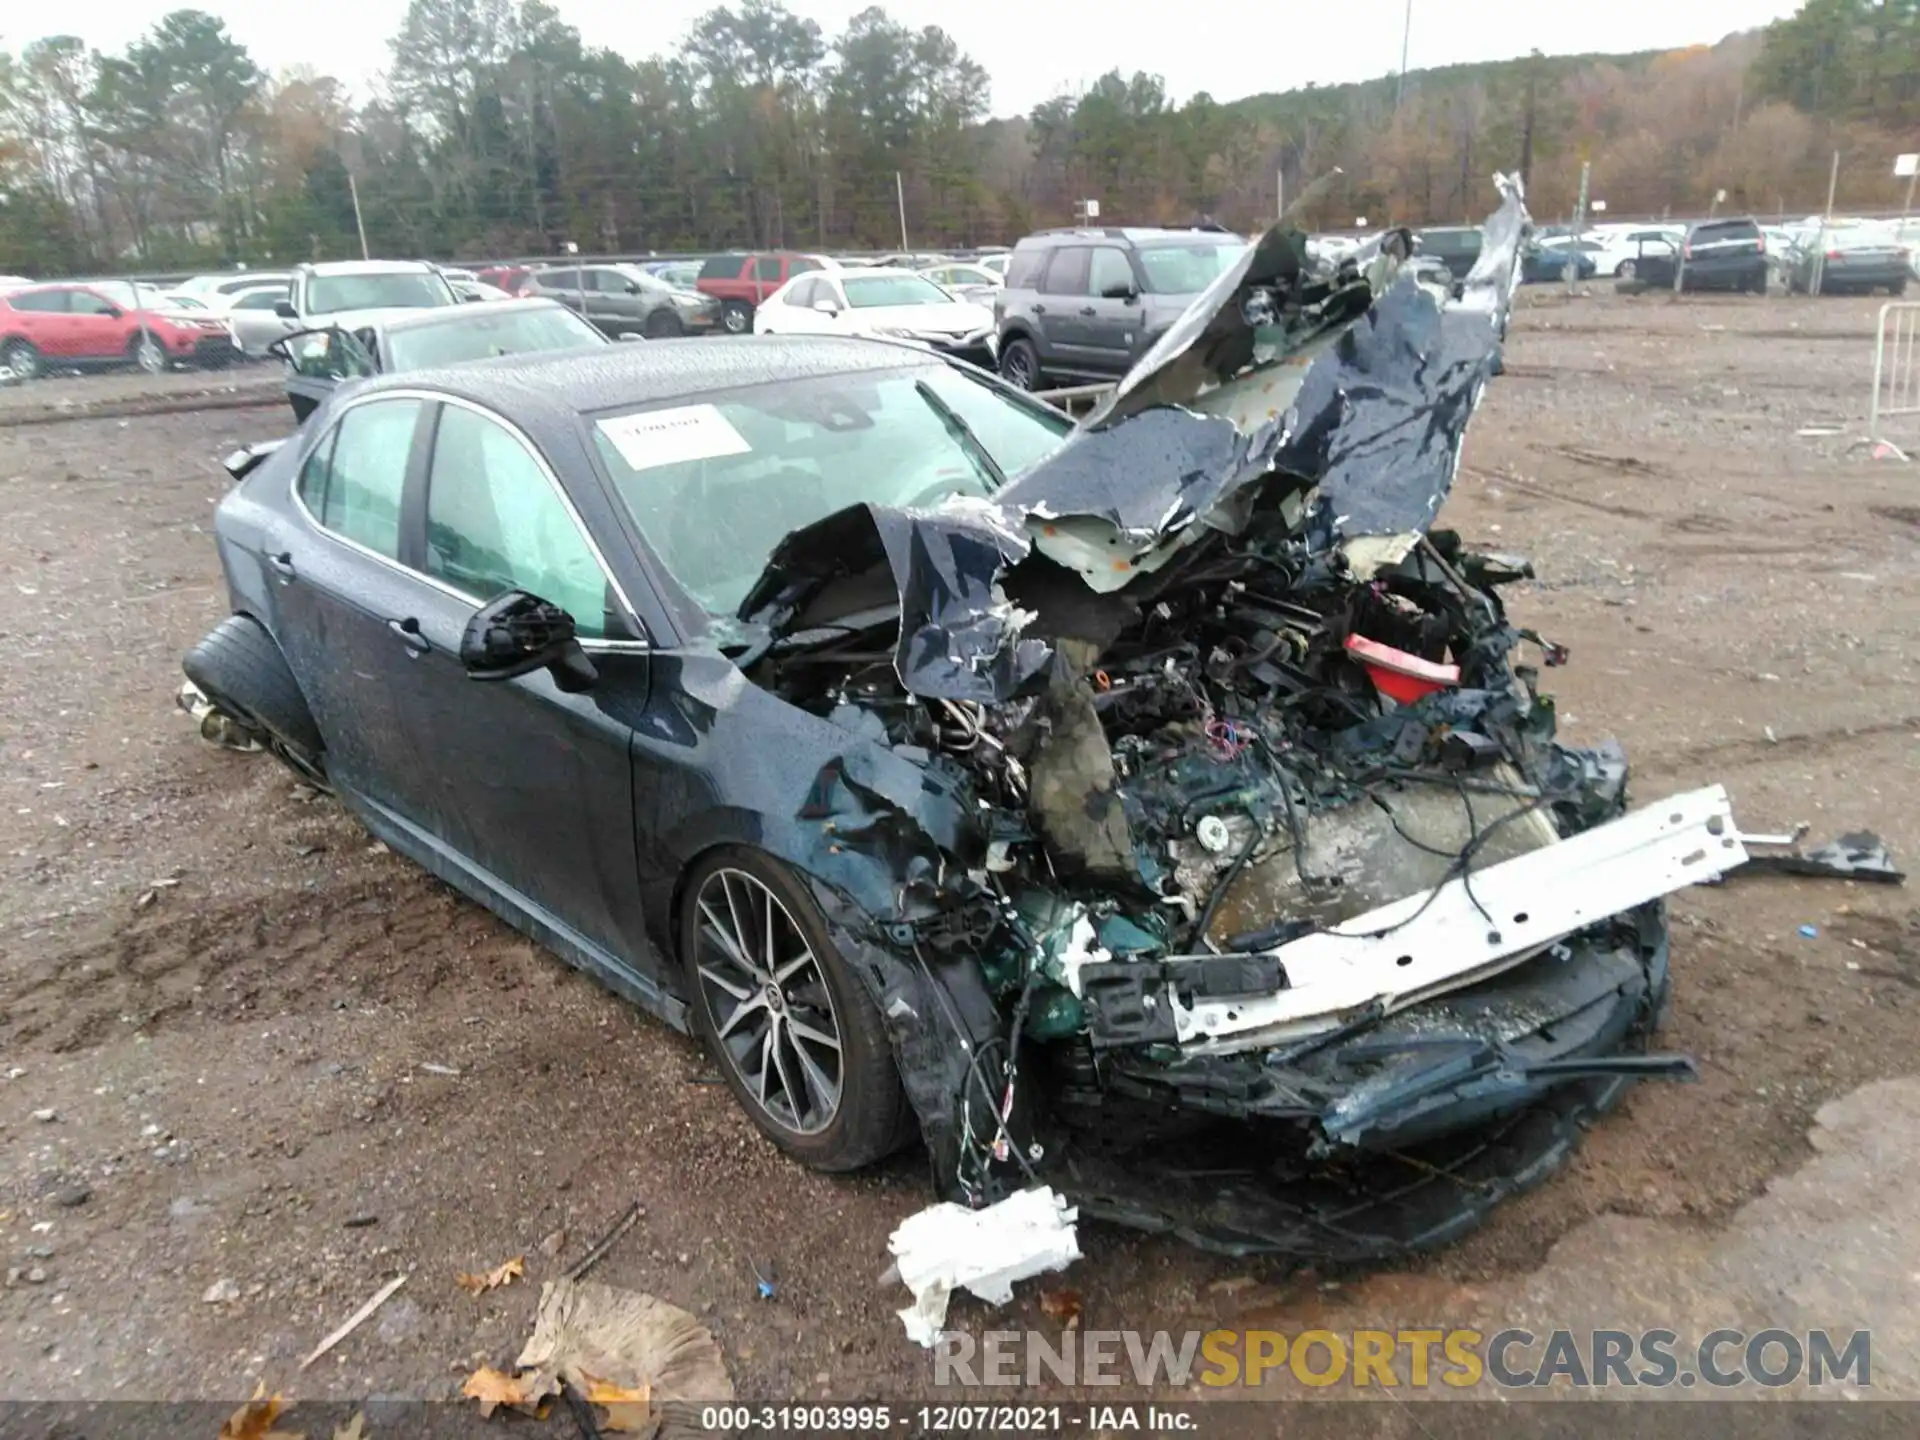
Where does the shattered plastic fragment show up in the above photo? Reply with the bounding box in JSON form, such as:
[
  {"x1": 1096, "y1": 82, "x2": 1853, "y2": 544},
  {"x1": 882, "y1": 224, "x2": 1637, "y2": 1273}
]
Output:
[{"x1": 888, "y1": 1185, "x2": 1081, "y2": 1347}]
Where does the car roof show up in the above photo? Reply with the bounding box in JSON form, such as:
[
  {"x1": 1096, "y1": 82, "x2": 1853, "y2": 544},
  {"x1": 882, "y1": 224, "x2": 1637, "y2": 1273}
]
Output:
[
  {"x1": 350, "y1": 334, "x2": 944, "y2": 424},
  {"x1": 371, "y1": 297, "x2": 580, "y2": 334},
  {"x1": 300, "y1": 259, "x2": 443, "y2": 276},
  {"x1": 1016, "y1": 227, "x2": 1238, "y2": 247}
]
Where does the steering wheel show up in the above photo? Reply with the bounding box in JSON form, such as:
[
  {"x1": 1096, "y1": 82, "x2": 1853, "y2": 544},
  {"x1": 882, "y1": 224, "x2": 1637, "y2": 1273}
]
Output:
[{"x1": 899, "y1": 475, "x2": 969, "y2": 511}]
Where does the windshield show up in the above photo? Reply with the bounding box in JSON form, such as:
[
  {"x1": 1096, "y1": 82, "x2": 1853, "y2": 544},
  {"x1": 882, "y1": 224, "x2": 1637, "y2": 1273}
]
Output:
[
  {"x1": 590, "y1": 365, "x2": 1072, "y2": 616},
  {"x1": 306, "y1": 270, "x2": 455, "y2": 315},
  {"x1": 842, "y1": 274, "x2": 951, "y2": 308},
  {"x1": 1134, "y1": 243, "x2": 1249, "y2": 295},
  {"x1": 384, "y1": 306, "x2": 607, "y2": 371}
]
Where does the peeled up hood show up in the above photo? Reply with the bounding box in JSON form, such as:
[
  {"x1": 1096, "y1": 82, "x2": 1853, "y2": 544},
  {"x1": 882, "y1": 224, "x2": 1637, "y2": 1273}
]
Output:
[{"x1": 741, "y1": 177, "x2": 1531, "y2": 704}]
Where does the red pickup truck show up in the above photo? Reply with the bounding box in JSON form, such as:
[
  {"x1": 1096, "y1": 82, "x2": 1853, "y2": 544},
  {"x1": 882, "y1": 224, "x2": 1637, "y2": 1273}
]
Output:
[
  {"x1": 0, "y1": 282, "x2": 238, "y2": 379},
  {"x1": 695, "y1": 251, "x2": 834, "y2": 333}
]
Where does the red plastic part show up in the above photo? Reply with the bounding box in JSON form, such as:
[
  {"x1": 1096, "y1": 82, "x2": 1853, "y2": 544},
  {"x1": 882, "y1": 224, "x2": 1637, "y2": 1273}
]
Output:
[{"x1": 1344, "y1": 633, "x2": 1461, "y2": 705}]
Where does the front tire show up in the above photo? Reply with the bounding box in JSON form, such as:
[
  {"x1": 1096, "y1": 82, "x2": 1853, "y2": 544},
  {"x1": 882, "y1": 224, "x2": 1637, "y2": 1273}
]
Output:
[
  {"x1": 679, "y1": 849, "x2": 908, "y2": 1172},
  {"x1": 1615, "y1": 259, "x2": 1635, "y2": 280},
  {"x1": 644, "y1": 310, "x2": 684, "y2": 339},
  {"x1": 998, "y1": 335, "x2": 1039, "y2": 390},
  {"x1": 129, "y1": 333, "x2": 167, "y2": 374},
  {"x1": 720, "y1": 301, "x2": 753, "y2": 335}
]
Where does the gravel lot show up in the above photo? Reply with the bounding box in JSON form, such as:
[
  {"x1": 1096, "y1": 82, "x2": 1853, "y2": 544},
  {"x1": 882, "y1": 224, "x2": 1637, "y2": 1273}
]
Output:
[{"x1": 1, "y1": 290, "x2": 1917, "y2": 1418}]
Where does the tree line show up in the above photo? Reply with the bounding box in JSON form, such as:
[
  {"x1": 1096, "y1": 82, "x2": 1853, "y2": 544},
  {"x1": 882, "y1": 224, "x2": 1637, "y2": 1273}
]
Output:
[{"x1": 1, "y1": 0, "x2": 1916, "y2": 277}]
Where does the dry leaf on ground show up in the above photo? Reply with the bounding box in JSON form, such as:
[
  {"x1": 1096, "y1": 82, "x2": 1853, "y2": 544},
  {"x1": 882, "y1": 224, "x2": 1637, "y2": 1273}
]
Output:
[
  {"x1": 461, "y1": 1366, "x2": 530, "y2": 1417},
  {"x1": 1039, "y1": 1288, "x2": 1083, "y2": 1329},
  {"x1": 456, "y1": 1256, "x2": 526, "y2": 1295},
  {"x1": 584, "y1": 1375, "x2": 653, "y2": 1433},
  {"x1": 331, "y1": 1415, "x2": 366, "y2": 1440},
  {"x1": 218, "y1": 1384, "x2": 303, "y2": 1440}
]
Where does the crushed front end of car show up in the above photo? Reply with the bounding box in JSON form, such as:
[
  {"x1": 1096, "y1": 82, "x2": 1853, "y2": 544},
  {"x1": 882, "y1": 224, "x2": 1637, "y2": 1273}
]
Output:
[{"x1": 732, "y1": 177, "x2": 1746, "y2": 1259}]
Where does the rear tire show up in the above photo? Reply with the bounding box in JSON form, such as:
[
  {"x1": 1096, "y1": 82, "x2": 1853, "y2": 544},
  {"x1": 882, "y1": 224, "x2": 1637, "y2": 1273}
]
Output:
[
  {"x1": 2, "y1": 338, "x2": 42, "y2": 380},
  {"x1": 183, "y1": 616, "x2": 327, "y2": 785},
  {"x1": 1615, "y1": 260, "x2": 1635, "y2": 280},
  {"x1": 1892, "y1": 279, "x2": 1908, "y2": 297},
  {"x1": 679, "y1": 847, "x2": 909, "y2": 1172}
]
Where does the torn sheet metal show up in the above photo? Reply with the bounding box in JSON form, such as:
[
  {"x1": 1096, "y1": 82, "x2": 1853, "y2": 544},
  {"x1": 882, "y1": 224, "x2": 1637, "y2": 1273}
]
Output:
[
  {"x1": 1738, "y1": 830, "x2": 1905, "y2": 885},
  {"x1": 1174, "y1": 785, "x2": 1747, "y2": 1052},
  {"x1": 887, "y1": 1185, "x2": 1081, "y2": 1347}
]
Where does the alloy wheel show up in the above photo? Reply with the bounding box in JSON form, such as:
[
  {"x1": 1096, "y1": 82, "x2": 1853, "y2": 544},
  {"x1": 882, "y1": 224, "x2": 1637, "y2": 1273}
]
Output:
[
  {"x1": 1617, "y1": 260, "x2": 1635, "y2": 280},
  {"x1": 692, "y1": 867, "x2": 843, "y2": 1135},
  {"x1": 135, "y1": 337, "x2": 166, "y2": 374},
  {"x1": 722, "y1": 305, "x2": 751, "y2": 334},
  {"x1": 3, "y1": 344, "x2": 40, "y2": 380}
]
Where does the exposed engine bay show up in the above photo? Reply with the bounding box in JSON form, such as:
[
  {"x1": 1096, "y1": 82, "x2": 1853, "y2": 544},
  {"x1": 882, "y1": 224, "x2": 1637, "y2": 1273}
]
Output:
[{"x1": 725, "y1": 177, "x2": 1746, "y2": 1258}]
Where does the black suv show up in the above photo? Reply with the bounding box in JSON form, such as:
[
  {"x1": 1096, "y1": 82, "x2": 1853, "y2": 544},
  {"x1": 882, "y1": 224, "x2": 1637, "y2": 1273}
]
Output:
[
  {"x1": 1629, "y1": 219, "x2": 1768, "y2": 294},
  {"x1": 993, "y1": 226, "x2": 1248, "y2": 389}
]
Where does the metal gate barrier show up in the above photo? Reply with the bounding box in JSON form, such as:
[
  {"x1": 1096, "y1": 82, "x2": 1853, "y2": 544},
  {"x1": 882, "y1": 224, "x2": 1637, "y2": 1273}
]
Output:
[{"x1": 1871, "y1": 301, "x2": 1920, "y2": 444}]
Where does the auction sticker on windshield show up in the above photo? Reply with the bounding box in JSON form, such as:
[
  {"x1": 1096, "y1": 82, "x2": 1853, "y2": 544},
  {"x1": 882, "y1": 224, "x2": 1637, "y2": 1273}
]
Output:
[{"x1": 598, "y1": 403, "x2": 751, "y2": 472}]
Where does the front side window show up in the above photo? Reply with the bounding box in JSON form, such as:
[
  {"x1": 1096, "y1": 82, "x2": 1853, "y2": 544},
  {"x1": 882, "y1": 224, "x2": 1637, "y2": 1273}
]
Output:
[
  {"x1": 70, "y1": 290, "x2": 120, "y2": 316},
  {"x1": 589, "y1": 364, "x2": 1072, "y2": 616},
  {"x1": 302, "y1": 398, "x2": 422, "y2": 558},
  {"x1": 424, "y1": 405, "x2": 610, "y2": 636},
  {"x1": 234, "y1": 289, "x2": 289, "y2": 311},
  {"x1": 1088, "y1": 247, "x2": 1136, "y2": 298},
  {"x1": 786, "y1": 278, "x2": 819, "y2": 308},
  {"x1": 305, "y1": 270, "x2": 455, "y2": 315}
]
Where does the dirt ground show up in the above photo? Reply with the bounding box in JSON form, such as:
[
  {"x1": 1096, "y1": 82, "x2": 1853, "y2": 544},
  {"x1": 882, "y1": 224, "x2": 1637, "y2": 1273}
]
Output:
[{"x1": 2, "y1": 288, "x2": 1918, "y2": 1415}]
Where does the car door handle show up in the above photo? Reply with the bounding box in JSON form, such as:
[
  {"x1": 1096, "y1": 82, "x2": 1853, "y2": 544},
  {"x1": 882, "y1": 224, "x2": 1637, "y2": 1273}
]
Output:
[
  {"x1": 267, "y1": 550, "x2": 295, "y2": 580},
  {"x1": 386, "y1": 617, "x2": 430, "y2": 653},
  {"x1": 1078, "y1": 306, "x2": 1096, "y2": 316},
  {"x1": 1031, "y1": 303, "x2": 1046, "y2": 316}
]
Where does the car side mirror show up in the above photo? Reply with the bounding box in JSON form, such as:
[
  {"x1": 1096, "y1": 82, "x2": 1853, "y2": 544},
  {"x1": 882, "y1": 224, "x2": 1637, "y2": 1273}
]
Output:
[
  {"x1": 812, "y1": 298, "x2": 840, "y2": 315},
  {"x1": 617, "y1": 332, "x2": 645, "y2": 343},
  {"x1": 462, "y1": 291, "x2": 486, "y2": 303},
  {"x1": 274, "y1": 300, "x2": 298, "y2": 319},
  {"x1": 459, "y1": 591, "x2": 598, "y2": 692},
  {"x1": 625, "y1": 281, "x2": 642, "y2": 294}
]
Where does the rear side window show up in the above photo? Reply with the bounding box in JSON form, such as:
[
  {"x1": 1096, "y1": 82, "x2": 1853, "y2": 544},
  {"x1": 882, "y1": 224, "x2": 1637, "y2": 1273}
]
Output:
[
  {"x1": 1003, "y1": 246, "x2": 1046, "y2": 290},
  {"x1": 786, "y1": 277, "x2": 820, "y2": 308},
  {"x1": 7, "y1": 290, "x2": 67, "y2": 313},
  {"x1": 1040, "y1": 247, "x2": 1091, "y2": 296},
  {"x1": 301, "y1": 398, "x2": 422, "y2": 558},
  {"x1": 749, "y1": 256, "x2": 784, "y2": 282},
  {"x1": 700, "y1": 255, "x2": 747, "y2": 280}
]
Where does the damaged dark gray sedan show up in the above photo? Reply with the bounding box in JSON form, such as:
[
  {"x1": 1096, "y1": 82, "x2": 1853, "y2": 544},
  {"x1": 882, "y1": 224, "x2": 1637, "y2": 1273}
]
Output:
[{"x1": 185, "y1": 177, "x2": 1747, "y2": 1260}]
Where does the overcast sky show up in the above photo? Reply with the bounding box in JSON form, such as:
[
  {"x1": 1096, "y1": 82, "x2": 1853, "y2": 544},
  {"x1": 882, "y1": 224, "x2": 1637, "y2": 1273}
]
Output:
[{"x1": 16, "y1": 0, "x2": 1802, "y2": 115}]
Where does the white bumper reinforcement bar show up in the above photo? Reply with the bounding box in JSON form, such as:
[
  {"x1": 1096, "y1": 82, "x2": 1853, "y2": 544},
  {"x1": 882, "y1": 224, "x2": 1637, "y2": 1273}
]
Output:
[{"x1": 1175, "y1": 785, "x2": 1745, "y2": 1053}]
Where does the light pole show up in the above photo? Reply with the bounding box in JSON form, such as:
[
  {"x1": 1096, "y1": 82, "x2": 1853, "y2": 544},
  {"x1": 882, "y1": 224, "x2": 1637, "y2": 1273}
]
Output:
[{"x1": 1395, "y1": 0, "x2": 1413, "y2": 112}]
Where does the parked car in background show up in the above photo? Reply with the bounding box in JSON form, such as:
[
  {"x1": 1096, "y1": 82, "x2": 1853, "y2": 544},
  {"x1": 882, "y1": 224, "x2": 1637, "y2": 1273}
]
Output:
[
  {"x1": 0, "y1": 276, "x2": 31, "y2": 293},
  {"x1": 270, "y1": 297, "x2": 610, "y2": 420},
  {"x1": 451, "y1": 279, "x2": 516, "y2": 303},
  {"x1": 1414, "y1": 226, "x2": 1484, "y2": 284},
  {"x1": 695, "y1": 251, "x2": 836, "y2": 334},
  {"x1": 752, "y1": 268, "x2": 995, "y2": 366},
  {"x1": 1631, "y1": 219, "x2": 1768, "y2": 294},
  {"x1": 975, "y1": 253, "x2": 1010, "y2": 278},
  {"x1": 917, "y1": 261, "x2": 1004, "y2": 304},
  {"x1": 476, "y1": 264, "x2": 536, "y2": 296},
  {"x1": 1520, "y1": 241, "x2": 1597, "y2": 284},
  {"x1": 992, "y1": 225, "x2": 1248, "y2": 389},
  {"x1": 644, "y1": 260, "x2": 704, "y2": 289},
  {"x1": 173, "y1": 271, "x2": 295, "y2": 310},
  {"x1": 525, "y1": 263, "x2": 722, "y2": 338},
  {"x1": 0, "y1": 281, "x2": 238, "y2": 378},
  {"x1": 1545, "y1": 228, "x2": 1681, "y2": 279},
  {"x1": 226, "y1": 286, "x2": 297, "y2": 356},
  {"x1": 1784, "y1": 232, "x2": 1910, "y2": 295}
]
